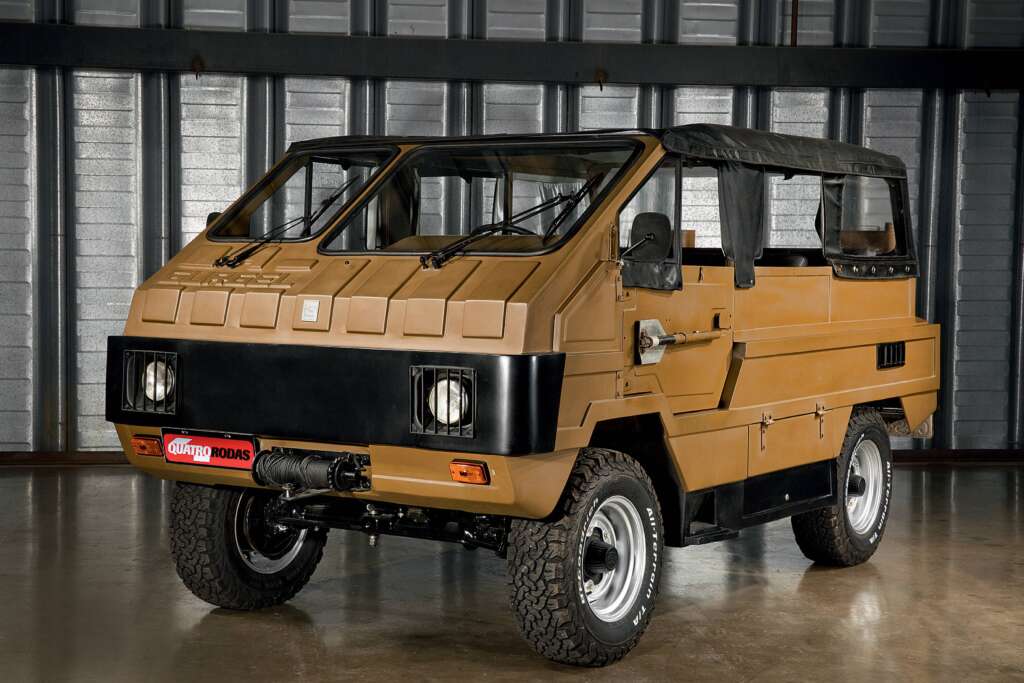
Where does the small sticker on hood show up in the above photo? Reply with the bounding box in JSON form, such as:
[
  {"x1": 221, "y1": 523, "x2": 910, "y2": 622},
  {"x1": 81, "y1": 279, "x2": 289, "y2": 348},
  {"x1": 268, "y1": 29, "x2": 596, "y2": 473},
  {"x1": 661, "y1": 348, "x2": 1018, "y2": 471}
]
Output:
[{"x1": 301, "y1": 298, "x2": 320, "y2": 322}]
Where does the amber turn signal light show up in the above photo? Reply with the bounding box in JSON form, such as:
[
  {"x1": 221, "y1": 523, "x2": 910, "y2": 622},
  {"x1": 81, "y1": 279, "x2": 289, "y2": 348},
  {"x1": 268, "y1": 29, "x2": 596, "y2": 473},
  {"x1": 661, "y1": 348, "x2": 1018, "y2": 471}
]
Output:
[
  {"x1": 449, "y1": 460, "x2": 489, "y2": 485},
  {"x1": 131, "y1": 436, "x2": 163, "y2": 458}
]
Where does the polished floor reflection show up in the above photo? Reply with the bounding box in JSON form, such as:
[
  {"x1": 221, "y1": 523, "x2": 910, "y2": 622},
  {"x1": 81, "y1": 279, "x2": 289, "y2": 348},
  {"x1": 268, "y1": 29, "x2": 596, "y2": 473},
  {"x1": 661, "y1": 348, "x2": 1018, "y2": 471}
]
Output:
[{"x1": 0, "y1": 465, "x2": 1021, "y2": 681}]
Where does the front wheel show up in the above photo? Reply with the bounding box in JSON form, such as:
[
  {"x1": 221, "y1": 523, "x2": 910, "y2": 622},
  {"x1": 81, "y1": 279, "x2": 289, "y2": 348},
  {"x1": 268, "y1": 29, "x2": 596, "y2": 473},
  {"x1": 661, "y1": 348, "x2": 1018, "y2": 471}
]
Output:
[
  {"x1": 507, "y1": 448, "x2": 663, "y2": 667},
  {"x1": 169, "y1": 483, "x2": 327, "y2": 610},
  {"x1": 791, "y1": 408, "x2": 894, "y2": 566}
]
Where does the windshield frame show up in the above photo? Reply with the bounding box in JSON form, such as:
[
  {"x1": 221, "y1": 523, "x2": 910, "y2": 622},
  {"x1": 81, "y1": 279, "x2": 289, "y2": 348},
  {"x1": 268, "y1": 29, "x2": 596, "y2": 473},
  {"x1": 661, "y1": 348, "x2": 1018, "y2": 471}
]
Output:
[
  {"x1": 205, "y1": 145, "x2": 400, "y2": 243},
  {"x1": 315, "y1": 137, "x2": 646, "y2": 257}
]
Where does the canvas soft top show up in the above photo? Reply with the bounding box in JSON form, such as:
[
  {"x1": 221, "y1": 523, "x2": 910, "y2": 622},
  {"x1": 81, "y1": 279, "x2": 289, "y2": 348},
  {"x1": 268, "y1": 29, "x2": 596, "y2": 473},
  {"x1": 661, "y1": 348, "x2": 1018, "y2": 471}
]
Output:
[{"x1": 662, "y1": 124, "x2": 907, "y2": 178}]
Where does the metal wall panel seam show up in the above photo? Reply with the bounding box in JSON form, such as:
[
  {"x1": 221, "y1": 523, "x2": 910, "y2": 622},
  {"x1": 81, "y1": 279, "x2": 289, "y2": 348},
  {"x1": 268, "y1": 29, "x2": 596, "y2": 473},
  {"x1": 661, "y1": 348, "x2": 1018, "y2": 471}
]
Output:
[
  {"x1": 1009, "y1": 89, "x2": 1024, "y2": 447},
  {"x1": 61, "y1": 67, "x2": 76, "y2": 451},
  {"x1": 917, "y1": 88, "x2": 943, "y2": 324},
  {"x1": 934, "y1": 89, "x2": 963, "y2": 448}
]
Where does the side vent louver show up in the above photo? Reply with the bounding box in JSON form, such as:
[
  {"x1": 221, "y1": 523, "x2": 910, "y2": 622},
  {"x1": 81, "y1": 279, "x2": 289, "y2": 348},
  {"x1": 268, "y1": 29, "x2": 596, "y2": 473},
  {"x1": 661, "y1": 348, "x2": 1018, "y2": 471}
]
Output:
[{"x1": 876, "y1": 341, "x2": 906, "y2": 370}]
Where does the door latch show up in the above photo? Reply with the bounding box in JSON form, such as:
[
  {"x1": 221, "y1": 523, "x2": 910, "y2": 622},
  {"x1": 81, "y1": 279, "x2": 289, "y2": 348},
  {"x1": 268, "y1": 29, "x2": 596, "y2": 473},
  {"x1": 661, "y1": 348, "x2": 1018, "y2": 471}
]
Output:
[
  {"x1": 815, "y1": 401, "x2": 827, "y2": 439},
  {"x1": 760, "y1": 412, "x2": 774, "y2": 450}
]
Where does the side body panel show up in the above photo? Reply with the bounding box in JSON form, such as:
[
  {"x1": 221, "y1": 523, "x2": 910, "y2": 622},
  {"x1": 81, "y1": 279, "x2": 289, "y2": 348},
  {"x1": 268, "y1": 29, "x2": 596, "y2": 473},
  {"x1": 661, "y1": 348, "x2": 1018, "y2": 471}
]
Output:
[{"x1": 558, "y1": 263, "x2": 939, "y2": 493}]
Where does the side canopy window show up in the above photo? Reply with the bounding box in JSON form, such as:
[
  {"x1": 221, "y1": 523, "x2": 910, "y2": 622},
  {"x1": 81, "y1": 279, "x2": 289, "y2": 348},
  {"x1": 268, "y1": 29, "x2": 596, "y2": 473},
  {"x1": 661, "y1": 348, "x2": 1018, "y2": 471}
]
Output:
[
  {"x1": 826, "y1": 176, "x2": 901, "y2": 255},
  {"x1": 618, "y1": 158, "x2": 681, "y2": 290}
]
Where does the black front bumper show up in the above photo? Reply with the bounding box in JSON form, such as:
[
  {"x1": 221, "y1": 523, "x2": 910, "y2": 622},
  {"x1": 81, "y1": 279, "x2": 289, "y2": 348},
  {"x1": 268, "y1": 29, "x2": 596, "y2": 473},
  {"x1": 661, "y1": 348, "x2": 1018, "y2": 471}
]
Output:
[{"x1": 105, "y1": 336, "x2": 565, "y2": 455}]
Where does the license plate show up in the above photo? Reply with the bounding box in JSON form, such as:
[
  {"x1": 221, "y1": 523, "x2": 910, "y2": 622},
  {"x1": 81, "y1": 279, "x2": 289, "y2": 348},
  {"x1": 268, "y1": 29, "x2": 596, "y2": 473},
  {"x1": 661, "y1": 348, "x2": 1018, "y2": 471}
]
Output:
[{"x1": 162, "y1": 429, "x2": 257, "y2": 470}]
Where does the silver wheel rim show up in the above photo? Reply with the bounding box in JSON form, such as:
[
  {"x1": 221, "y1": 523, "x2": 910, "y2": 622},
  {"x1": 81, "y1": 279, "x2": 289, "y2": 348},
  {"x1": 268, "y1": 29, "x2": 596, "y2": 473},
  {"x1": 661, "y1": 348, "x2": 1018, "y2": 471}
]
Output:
[
  {"x1": 846, "y1": 438, "x2": 884, "y2": 535},
  {"x1": 583, "y1": 495, "x2": 647, "y2": 623},
  {"x1": 234, "y1": 494, "x2": 307, "y2": 575}
]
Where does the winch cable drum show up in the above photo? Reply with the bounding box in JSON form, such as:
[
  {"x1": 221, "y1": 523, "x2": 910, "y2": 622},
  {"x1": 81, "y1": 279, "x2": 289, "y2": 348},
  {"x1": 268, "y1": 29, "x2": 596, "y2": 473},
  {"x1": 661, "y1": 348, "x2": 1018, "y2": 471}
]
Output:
[{"x1": 252, "y1": 448, "x2": 367, "y2": 492}]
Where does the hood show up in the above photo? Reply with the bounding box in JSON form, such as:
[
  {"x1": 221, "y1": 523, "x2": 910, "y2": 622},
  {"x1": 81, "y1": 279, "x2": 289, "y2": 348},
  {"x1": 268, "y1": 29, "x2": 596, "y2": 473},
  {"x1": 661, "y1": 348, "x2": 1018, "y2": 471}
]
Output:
[{"x1": 125, "y1": 242, "x2": 543, "y2": 354}]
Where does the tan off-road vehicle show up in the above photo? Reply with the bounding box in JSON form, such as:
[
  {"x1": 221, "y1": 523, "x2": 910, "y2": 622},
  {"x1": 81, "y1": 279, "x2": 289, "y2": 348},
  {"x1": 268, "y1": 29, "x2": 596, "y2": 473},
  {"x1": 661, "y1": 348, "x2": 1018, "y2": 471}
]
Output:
[{"x1": 107, "y1": 124, "x2": 939, "y2": 666}]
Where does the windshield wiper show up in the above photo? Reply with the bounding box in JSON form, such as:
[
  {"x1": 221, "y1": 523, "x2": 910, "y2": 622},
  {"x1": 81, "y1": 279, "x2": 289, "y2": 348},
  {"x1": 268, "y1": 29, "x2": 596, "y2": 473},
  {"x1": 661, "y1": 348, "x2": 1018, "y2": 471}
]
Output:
[
  {"x1": 302, "y1": 176, "x2": 361, "y2": 236},
  {"x1": 214, "y1": 215, "x2": 305, "y2": 268},
  {"x1": 541, "y1": 174, "x2": 601, "y2": 241},
  {"x1": 420, "y1": 192, "x2": 578, "y2": 269},
  {"x1": 214, "y1": 176, "x2": 361, "y2": 268}
]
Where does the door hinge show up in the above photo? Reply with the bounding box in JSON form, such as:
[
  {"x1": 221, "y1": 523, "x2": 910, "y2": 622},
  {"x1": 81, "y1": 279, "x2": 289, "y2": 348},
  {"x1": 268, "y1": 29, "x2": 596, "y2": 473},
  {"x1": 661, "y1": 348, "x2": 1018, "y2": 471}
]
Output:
[{"x1": 760, "y1": 411, "x2": 774, "y2": 450}]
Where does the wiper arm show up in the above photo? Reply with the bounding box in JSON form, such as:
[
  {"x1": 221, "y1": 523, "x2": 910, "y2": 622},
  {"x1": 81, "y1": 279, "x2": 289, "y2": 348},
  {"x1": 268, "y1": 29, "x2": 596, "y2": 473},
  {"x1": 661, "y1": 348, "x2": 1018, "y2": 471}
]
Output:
[
  {"x1": 214, "y1": 216, "x2": 305, "y2": 268},
  {"x1": 420, "y1": 192, "x2": 574, "y2": 269},
  {"x1": 302, "y1": 176, "x2": 361, "y2": 236},
  {"x1": 420, "y1": 224, "x2": 509, "y2": 269},
  {"x1": 215, "y1": 176, "x2": 361, "y2": 268},
  {"x1": 541, "y1": 175, "x2": 601, "y2": 242}
]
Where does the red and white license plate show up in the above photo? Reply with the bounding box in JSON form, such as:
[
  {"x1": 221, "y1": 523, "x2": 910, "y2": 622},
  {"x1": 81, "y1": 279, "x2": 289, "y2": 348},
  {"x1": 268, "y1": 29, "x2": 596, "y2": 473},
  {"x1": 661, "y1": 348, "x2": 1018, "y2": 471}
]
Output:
[{"x1": 162, "y1": 430, "x2": 256, "y2": 470}]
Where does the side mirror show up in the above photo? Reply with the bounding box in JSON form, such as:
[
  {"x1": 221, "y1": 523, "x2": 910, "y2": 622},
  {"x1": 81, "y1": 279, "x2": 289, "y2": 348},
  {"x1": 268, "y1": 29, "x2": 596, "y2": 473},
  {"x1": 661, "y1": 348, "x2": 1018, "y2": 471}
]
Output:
[
  {"x1": 622, "y1": 212, "x2": 672, "y2": 261},
  {"x1": 206, "y1": 211, "x2": 222, "y2": 227}
]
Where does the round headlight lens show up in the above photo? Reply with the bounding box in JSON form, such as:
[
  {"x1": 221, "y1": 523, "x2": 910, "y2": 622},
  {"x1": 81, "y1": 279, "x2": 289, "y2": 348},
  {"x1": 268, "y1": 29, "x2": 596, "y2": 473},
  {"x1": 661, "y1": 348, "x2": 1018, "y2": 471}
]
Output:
[
  {"x1": 426, "y1": 378, "x2": 469, "y2": 426},
  {"x1": 143, "y1": 360, "x2": 175, "y2": 402}
]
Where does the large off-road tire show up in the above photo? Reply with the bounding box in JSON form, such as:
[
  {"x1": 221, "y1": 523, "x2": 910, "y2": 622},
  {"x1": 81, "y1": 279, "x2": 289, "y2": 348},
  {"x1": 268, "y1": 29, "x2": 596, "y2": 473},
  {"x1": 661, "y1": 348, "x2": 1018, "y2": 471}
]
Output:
[
  {"x1": 507, "y1": 448, "x2": 663, "y2": 667},
  {"x1": 169, "y1": 483, "x2": 327, "y2": 610},
  {"x1": 791, "y1": 408, "x2": 894, "y2": 566}
]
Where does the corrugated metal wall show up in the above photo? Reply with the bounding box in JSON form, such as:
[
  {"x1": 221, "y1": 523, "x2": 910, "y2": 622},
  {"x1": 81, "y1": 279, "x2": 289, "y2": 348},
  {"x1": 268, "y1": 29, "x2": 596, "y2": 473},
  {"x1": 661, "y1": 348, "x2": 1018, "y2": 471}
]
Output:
[{"x1": 0, "y1": 0, "x2": 1022, "y2": 452}]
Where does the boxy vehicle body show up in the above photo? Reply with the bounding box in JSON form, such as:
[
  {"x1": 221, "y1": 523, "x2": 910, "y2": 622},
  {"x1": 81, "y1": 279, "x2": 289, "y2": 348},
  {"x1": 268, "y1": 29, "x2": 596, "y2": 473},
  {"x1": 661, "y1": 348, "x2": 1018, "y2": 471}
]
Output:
[{"x1": 107, "y1": 125, "x2": 939, "y2": 666}]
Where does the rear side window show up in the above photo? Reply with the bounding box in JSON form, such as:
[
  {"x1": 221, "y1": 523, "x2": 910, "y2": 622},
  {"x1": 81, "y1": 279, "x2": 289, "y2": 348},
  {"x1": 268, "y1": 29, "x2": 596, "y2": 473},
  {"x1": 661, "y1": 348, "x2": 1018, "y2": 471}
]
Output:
[
  {"x1": 835, "y1": 176, "x2": 901, "y2": 256},
  {"x1": 822, "y1": 174, "x2": 916, "y2": 277}
]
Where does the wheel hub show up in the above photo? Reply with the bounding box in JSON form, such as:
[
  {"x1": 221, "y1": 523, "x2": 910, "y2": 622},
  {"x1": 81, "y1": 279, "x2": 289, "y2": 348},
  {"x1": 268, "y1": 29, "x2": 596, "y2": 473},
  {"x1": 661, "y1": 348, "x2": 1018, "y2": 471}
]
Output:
[
  {"x1": 582, "y1": 495, "x2": 647, "y2": 623},
  {"x1": 846, "y1": 439, "x2": 884, "y2": 535},
  {"x1": 234, "y1": 492, "x2": 307, "y2": 574},
  {"x1": 583, "y1": 533, "x2": 619, "y2": 580}
]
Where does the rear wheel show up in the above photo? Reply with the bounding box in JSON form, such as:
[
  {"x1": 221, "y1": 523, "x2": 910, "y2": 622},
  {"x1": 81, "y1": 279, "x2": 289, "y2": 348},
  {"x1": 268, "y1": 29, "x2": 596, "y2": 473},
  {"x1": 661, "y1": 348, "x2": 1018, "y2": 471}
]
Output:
[
  {"x1": 791, "y1": 408, "x2": 893, "y2": 566},
  {"x1": 169, "y1": 483, "x2": 327, "y2": 610},
  {"x1": 507, "y1": 448, "x2": 663, "y2": 666}
]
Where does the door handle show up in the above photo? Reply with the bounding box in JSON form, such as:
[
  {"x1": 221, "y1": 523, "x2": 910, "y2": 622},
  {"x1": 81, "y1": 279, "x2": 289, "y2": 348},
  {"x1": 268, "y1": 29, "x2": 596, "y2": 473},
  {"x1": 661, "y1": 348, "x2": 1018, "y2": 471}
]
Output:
[
  {"x1": 637, "y1": 318, "x2": 724, "y2": 365},
  {"x1": 639, "y1": 329, "x2": 722, "y2": 350}
]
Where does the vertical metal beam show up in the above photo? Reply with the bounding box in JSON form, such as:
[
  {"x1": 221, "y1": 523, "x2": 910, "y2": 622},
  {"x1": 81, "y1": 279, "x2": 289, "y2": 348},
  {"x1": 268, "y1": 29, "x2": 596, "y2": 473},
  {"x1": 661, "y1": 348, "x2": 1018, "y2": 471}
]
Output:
[
  {"x1": 445, "y1": 0, "x2": 477, "y2": 234},
  {"x1": 140, "y1": 1, "x2": 172, "y2": 280},
  {"x1": 639, "y1": 0, "x2": 666, "y2": 129},
  {"x1": 32, "y1": 0, "x2": 74, "y2": 451},
  {"x1": 544, "y1": 0, "x2": 576, "y2": 133},
  {"x1": 1008, "y1": 90, "x2": 1024, "y2": 447},
  {"x1": 931, "y1": 0, "x2": 966, "y2": 449},
  {"x1": 166, "y1": 1, "x2": 184, "y2": 257},
  {"x1": 830, "y1": 0, "x2": 868, "y2": 144},
  {"x1": 933, "y1": 89, "x2": 962, "y2": 449},
  {"x1": 245, "y1": 0, "x2": 275, "y2": 235},
  {"x1": 790, "y1": 0, "x2": 799, "y2": 47},
  {"x1": 732, "y1": 0, "x2": 759, "y2": 129},
  {"x1": 349, "y1": 0, "x2": 384, "y2": 137},
  {"x1": 32, "y1": 67, "x2": 68, "y2": 452}
]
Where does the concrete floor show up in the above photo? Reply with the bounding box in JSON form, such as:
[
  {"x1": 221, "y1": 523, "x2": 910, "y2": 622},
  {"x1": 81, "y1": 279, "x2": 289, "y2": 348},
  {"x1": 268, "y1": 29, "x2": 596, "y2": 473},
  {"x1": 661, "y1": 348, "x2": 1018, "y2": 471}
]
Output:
[{"x1": 0, "y1": 465, "x2": 1021, "y2": 682}]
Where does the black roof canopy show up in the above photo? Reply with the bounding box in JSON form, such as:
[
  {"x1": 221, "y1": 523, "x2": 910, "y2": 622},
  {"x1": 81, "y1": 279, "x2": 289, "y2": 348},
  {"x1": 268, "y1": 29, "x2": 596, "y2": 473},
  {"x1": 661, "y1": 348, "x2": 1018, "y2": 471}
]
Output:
[{"x1": 662, "y1": 123, "x2": 907, "y2": 178}]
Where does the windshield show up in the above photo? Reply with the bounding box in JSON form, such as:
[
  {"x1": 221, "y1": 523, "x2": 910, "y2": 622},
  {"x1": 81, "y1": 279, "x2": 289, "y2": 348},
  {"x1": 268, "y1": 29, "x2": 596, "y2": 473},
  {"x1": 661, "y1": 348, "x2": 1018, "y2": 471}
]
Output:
[
  {"x1": 210, "y1": 148, "x2": 393, "y2": 241},
  {"x1": 319, "y1": 141, "x2": 639, "y2": 254}
]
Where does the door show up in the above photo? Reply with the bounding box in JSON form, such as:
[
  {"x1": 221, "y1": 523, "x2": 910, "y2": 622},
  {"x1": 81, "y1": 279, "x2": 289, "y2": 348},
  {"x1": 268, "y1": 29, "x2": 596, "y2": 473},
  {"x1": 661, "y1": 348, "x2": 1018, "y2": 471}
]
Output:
[{"x1": 619, "y1": 158, "x2": 734, "y2": 413}]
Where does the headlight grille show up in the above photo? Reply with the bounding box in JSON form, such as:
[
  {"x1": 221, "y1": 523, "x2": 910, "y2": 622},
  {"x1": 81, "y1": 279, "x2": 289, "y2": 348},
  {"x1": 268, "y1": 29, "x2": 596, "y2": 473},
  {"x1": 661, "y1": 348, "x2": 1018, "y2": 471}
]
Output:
[
  {"x1": 122, "y1": 349, "x2": 178, "y2": 414},
  {"x1": 410, "y1": 365, "x2": 475, "y2": 438}
]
